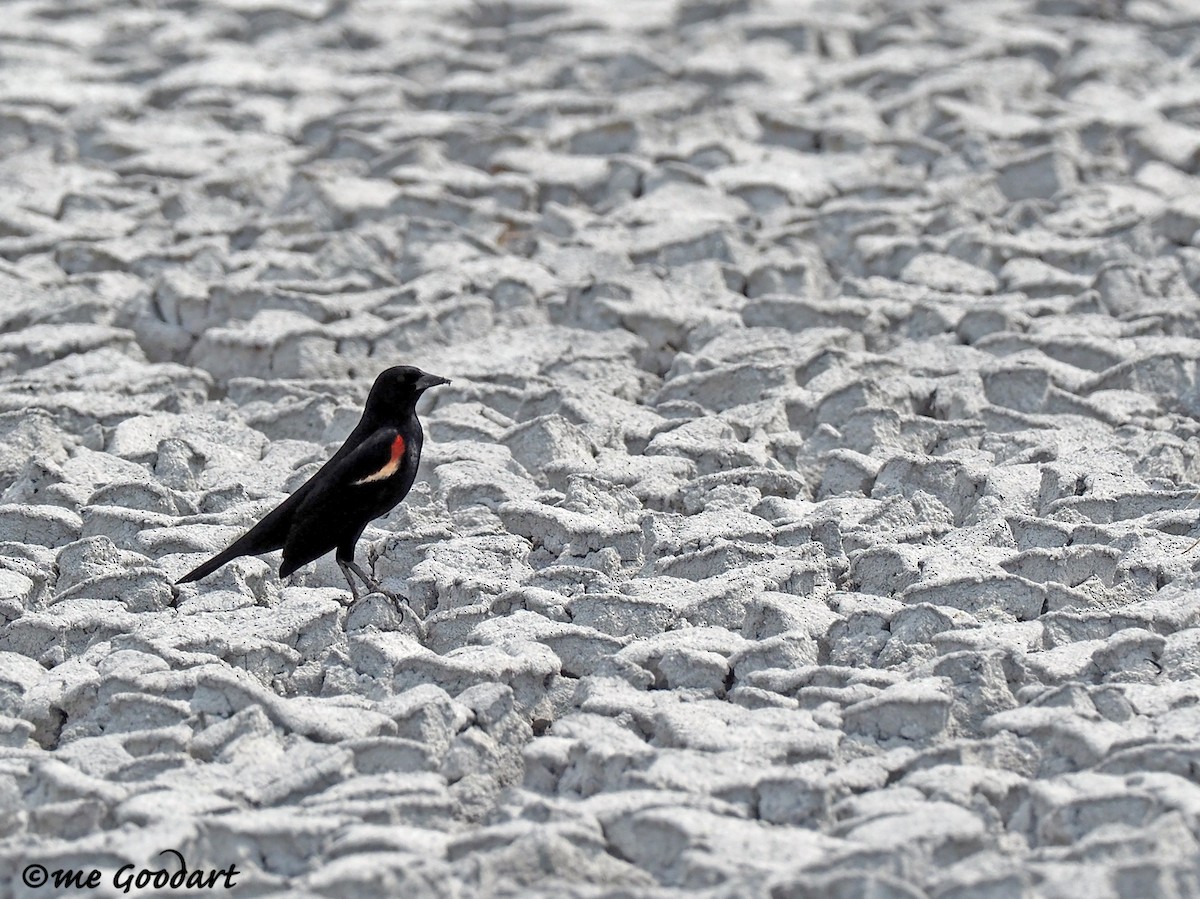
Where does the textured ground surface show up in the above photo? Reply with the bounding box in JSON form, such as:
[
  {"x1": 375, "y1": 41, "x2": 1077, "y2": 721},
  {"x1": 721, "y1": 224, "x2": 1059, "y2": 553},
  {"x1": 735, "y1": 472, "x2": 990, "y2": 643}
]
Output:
[{"x1": 3, "y1": 0, "x2": 1200, "y2": 896}]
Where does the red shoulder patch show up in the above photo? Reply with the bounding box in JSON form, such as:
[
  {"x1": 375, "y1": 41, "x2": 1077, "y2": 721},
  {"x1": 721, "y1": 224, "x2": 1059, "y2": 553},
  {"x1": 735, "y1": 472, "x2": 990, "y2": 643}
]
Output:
[
  {"x1": 389, "y1": 433, "x2": 406, "y2": 463},
  {"x1": 352, "y1": 432, "x2": 407, "y2": 485}
]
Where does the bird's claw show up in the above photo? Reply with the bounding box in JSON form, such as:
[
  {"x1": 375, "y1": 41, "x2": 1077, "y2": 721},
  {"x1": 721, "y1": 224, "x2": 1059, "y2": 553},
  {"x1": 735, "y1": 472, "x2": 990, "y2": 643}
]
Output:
[
  {"x1": 392, "y1": 597, "x2": 427, "y2": 640},
  {"x1": 363, "y1": 589, "x2": 426, "y2": 640}
]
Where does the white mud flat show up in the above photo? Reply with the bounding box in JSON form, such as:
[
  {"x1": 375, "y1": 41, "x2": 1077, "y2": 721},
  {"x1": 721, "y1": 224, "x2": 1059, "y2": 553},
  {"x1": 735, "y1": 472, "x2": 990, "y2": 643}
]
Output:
[{"x1": 1, "y1": 0, "x2": 1200, "y2": 896}]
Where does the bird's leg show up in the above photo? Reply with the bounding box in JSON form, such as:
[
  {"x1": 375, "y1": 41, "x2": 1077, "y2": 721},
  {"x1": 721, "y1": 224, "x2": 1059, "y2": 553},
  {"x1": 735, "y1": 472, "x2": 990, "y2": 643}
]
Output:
[
  {"x1": 345, "y1": 559, "x2": 385, "y2": 595},
  {"x1": 337, "y1": 560, "x2": 363, "y2": 602},
  {"x1": 339, "y1": 555, "x2": 425, "y2": 638}
]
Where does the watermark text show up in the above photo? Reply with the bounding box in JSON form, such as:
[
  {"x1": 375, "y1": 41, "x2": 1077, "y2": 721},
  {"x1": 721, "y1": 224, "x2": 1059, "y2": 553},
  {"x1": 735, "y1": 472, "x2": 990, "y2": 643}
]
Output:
[{"x1": 22, "y1": 850, "x2": 240, "y2": 893}]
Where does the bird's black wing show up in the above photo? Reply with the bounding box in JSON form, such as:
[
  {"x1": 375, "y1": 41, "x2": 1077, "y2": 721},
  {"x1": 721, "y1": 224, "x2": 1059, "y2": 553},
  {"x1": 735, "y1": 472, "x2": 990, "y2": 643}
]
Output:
[{"x1": 278, "y1": 428, "x2": 407, "y2": 577}]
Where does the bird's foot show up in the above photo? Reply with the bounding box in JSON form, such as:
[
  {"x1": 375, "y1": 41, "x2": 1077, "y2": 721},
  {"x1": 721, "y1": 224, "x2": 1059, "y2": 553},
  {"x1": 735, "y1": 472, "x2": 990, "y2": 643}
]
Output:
[
  {"x1": 368, "y1": 590, "x2": 426, "y2": 640},
  {"x1": 339, "y1": 559, "x2": 425, "y2": 639}
]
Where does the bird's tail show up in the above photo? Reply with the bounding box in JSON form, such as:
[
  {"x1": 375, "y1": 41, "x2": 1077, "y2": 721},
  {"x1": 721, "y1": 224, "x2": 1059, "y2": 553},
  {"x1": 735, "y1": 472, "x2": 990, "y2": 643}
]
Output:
[
  {"x1": 176, "y1": 545, "x2": 246, "y2": 584},
  {"x1": 175, "y1": 492, "x2": 300, "y2": 585}
]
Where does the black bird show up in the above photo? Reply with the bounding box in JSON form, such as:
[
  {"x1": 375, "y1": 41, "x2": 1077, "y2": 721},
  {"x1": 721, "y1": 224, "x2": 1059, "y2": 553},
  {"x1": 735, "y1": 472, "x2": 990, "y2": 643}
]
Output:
[{"x1": 178, "y1": 365, "x2": 450, "y2": 602}]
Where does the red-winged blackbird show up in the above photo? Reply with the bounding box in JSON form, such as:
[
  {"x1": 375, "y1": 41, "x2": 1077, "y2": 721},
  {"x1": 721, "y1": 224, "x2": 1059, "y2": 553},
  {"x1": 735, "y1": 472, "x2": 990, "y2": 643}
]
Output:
[{"x1": 177, "y1": 365, "x2": 450, "y2": 601}]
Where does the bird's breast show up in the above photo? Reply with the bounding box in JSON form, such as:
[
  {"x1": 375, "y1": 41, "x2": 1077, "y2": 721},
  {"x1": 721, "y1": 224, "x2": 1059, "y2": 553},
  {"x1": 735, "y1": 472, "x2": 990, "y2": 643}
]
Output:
[{"x1": 352, "y1": 434, "x2": 407, "y2": 485}]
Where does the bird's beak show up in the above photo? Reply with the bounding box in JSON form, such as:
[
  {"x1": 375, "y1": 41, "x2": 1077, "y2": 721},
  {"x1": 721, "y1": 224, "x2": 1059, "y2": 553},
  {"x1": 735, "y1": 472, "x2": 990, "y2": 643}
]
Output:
[{"x1": 415, "y1": 373, "x2": 451, "y2": 391}]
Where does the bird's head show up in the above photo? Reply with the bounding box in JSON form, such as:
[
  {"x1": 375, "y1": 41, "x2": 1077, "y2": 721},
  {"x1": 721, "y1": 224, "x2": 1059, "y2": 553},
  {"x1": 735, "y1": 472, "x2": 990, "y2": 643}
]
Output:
[{"x1": 366, "y1": 365, "x2": 451, "y2": 416}]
